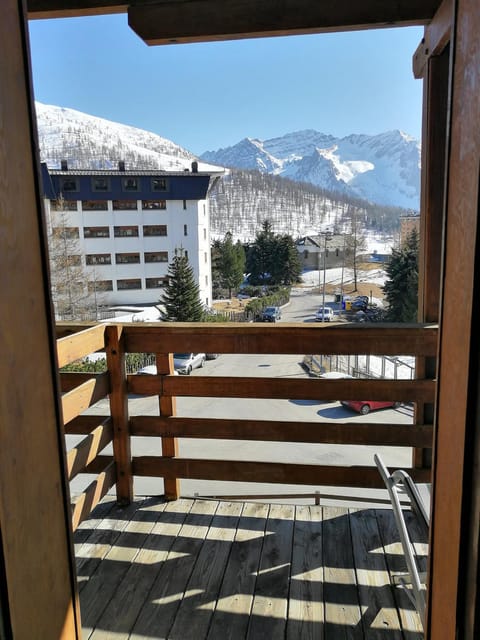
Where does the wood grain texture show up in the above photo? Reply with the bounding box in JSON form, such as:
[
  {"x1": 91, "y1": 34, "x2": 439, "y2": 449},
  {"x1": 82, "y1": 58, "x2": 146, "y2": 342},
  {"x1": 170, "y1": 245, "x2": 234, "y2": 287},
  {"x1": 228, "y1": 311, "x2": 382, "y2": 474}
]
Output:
[
  {"x1": 56, "y1": 323, "x2": 106, "y2": 368},
  {"x1": 133, "y1": 457, "x2": 431, "y2": 488},
  {"x1": 122, "y1": 322, "x2": 438, "y2": 357},
  {"x1": 66, "y1": 421, "x2": 113, "y2": 480},
  {"x1": 128, "y1": 0, "x2": 440, "y2": 45}
]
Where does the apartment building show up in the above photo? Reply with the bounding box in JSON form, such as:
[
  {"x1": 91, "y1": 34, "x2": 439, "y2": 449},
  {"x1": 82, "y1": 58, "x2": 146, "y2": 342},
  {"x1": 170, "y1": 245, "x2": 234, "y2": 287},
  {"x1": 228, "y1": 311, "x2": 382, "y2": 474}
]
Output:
[{"x1": 41, "y1": 162, "x2": 224, "y2": 309}]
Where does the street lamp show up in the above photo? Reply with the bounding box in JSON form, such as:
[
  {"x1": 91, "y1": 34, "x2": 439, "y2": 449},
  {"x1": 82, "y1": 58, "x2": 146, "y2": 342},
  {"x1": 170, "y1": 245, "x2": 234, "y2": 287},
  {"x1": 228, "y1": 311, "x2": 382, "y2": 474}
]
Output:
[{"x1": 321, "y1": 231, "x2": 332, "y2": 317}]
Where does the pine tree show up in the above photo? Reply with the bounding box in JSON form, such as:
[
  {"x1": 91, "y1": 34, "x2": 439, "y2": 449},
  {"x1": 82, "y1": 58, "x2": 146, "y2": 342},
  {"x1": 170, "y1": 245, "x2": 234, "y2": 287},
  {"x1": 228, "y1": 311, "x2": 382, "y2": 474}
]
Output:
[
  {"x1": 214, "y1": 232, "x2": 245, "y2": 297},
  {"x1": 383, "y1": 229, "x2": 419, "y2": 322},
  {"x1": 246, "y1": 220, "x2": 276, "y2": 285},
  {"x1": 272, "y1": 234, "x2": 302, "y2": 285},
  {"x1": 160, "y1": 249, "x2": 205, "y2": 321}
]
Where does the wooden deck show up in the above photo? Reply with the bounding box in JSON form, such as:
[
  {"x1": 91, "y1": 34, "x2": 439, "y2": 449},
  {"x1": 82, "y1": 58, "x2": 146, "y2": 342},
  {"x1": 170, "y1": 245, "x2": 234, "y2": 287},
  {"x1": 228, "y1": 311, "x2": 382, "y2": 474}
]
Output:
[{"x1": 74, "y1": 496, "x2": 427, "y2": 639}]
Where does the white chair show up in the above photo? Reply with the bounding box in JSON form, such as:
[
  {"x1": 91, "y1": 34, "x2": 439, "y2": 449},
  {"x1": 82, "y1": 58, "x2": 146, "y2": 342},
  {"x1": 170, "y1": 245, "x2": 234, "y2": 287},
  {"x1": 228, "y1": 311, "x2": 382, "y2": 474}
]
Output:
[{"x1": 374, "y1": 454, "x2": 429, "y2": 626}]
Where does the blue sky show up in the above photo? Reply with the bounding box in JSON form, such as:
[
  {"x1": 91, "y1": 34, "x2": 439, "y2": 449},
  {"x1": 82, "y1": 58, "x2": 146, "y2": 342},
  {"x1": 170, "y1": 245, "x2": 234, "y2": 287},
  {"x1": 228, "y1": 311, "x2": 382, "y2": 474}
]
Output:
[{"x1": 28, "y1": 14, "x2": 423, "y2": 156}]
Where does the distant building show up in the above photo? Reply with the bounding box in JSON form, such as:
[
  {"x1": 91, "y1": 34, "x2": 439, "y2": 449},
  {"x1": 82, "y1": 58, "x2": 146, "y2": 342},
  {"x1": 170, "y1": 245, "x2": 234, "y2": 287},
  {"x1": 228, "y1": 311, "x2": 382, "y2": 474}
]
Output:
[
  {"x1": 297, "y1": 234, "x2": 346, "y2": 270},
  {"x1": 400, "y1": 213, "x2": 420, "y2": 246},
  {"x1": 41, "y1": 162, "x2": 224, "y2": 308}
]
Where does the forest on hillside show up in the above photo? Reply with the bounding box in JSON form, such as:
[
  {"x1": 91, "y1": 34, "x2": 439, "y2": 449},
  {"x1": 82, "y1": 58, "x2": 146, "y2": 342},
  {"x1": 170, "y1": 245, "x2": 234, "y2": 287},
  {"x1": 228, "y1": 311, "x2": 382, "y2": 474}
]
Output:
[{"x1": 209, "y1": 169, "x2": 407, "y2": 242}]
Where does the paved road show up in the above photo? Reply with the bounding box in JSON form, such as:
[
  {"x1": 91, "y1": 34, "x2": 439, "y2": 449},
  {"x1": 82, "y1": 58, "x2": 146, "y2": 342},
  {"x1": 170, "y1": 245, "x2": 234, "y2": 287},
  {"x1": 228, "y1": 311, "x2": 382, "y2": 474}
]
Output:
[{"x1": 71, "y1": 289, "x2": 415, "y2": 504}]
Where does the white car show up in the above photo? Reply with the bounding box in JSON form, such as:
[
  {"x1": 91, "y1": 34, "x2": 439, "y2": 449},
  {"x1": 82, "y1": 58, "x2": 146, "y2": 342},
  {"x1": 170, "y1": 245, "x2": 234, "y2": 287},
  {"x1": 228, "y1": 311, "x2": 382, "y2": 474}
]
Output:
[
  {"x1": 173, "y1": 353, "x2": 206, "y2": 375},
  {"x1": 315, "y1": 306, "x2": 335, "y2": 322}
]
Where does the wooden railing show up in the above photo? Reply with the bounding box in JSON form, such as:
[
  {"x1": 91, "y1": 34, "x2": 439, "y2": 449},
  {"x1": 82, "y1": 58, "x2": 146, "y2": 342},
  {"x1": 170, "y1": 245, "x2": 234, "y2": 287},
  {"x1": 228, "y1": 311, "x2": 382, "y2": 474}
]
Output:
[{"x1": 56, "y1": 321, "x2": 437, "y2": 530}]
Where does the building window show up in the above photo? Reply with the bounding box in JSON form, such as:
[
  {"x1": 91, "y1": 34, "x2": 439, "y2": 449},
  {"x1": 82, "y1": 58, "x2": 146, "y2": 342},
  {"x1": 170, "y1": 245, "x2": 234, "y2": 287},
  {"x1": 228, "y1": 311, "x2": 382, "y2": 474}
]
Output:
[
  {"x1": 303, "y1": 250, "x2": 309, "y2": 258},
  {"x1": 122, "y1": 177, "x2": 139, "y2": 191},
  {"x1": 60, "y1": 177, "x2": 79, "y2": 192},
  {"x1": 203, "y1": 228, "x2": 207, "y2": 240},
  {"x1": 117, "y1": 278, "x2": 142, "y2": 290},
  {"x1": 184, "y1": 224, "x2": 188, "y2": 236},
  {"x1": 88, "y1": 280, "x2": 113, "y2": 292},
  {"x1": 183, "y1": 199, "x2": 187, "y2": 210},
  {"x1": 63, "y1": 255, "x2": 82, "y2": 267},
  {"x1": 51, "y1": 199, "x2": 77, "y2": 211},
  {"x1": 205, "y1": 275, "x2": 208, "y2": 285},
  {"x1": 91, "y1": 177, "x2": 110, "y2": 192},
  {"x1": 146, "y1": 277, "x2": 168, "y2": 289},
  {"x1": 336, "y1": 248, "x2": 339, "y2": 257},
  {"x1": 204, "y1": 252, "x2": 208, "y2": 263},
  {"x1": 52, "y1": 226, "x2": 79, "y2": 239},
  {"x1": 84, "y1": 226, "x2": 110, "y2": 238},
  {"x1": 142, "y1": 200, "x2": 166, "y2": 210},
  {"x1": 184, "y1": 250, "x2": 188, "y2": 259},
  {"x1": 151, "y1": 177, "x2": 168, "y2": 191},
  {"x1": 116, "y1": 253, "x2": 140, "y2": 264},
  {"x1": 144, "y1": 251, "x2": 168, "y2": 263},
  {"x1": 113, "y1": 200, "x2": 138, "y2": 210},
  {"x1": 143, "y1": 225, "x2": 167, "y2": 237},
  {"x1": 86, "y1": 254, "x2": 112, "y2": 265},
  {"x1": 114, "y1": 226, "x2": 139, "y2": 237},
  {"x1": 82, "y1": 200, "x2": 108, "y2": 211}
]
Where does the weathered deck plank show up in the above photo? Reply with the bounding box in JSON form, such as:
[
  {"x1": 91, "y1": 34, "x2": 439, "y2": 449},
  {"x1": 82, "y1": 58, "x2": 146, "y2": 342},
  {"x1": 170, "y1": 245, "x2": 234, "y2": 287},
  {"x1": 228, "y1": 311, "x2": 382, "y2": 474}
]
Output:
[{"x1": 75, "y1": 498, "x2": 426, "y2": 640}]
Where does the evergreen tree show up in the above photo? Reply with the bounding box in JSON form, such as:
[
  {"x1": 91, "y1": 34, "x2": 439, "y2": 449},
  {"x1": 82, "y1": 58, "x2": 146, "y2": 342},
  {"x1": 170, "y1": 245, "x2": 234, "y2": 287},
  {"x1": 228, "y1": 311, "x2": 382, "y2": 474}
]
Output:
[
  {"x1": 214, "y1": 232, "x2": 245, "y2": 297},
  {"x1": 272, "y1": 234, "x2": 302, "y2": 285},
  {"x1": 159, "y1": 249, "x2": 205, "y2": 321},
  {"x1": 246, "y1": 220, "x2": 276, "y2": 284},
  {"x1": 383, "y1": 229, "x2": 419, "y2": 322}
]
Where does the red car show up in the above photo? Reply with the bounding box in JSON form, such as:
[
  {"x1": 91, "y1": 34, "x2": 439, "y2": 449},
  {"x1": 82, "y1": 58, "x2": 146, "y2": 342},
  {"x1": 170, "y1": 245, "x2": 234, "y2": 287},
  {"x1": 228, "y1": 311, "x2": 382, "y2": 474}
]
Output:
[{"x1": 341, "y1": 400, "x2": 400, "y2": 415}]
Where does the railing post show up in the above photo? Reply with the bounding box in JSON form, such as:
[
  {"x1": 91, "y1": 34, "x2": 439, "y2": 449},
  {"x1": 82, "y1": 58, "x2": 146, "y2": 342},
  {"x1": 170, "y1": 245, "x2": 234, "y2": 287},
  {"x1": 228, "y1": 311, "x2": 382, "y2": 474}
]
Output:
[
  {"x1": 157, "y1": 352, "x2": 180, "y2": 500},
  {"x1": 106, "y1": 324, "x2": 133, "y2": 504}
]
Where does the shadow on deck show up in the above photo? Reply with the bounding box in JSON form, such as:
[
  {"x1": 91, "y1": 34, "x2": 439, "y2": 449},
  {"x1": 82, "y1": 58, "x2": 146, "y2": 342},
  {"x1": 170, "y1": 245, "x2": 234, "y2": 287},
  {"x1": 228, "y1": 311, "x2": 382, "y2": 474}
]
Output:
[{"x1": 74, "y1": 496, "x2": 426, "y2": 639}]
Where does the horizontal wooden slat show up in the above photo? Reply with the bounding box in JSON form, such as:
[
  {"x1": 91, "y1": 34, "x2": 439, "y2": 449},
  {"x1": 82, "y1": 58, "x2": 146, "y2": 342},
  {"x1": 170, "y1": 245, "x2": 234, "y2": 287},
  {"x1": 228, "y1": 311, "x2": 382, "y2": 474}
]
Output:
[
  {"x1": 64, "y1": 414, "x2": 112, "y2": 435},
  {"x1": 27, "y1": 0, "x2": 127, "y2": 18},
  {"x1": 128, "y1": 374, "x2": 435, "y2": 403},
  {"x1": 71, "y1": 461, "x2": 116, "y2": 531},
  {"x1": 133, "y1": 457, "x2": 432, "y2": 487},
  {"x1": 122, "y1": 323, "x2": 438, "y2": 357},
  {"x1": 129, "y1": 415, "x2": 434, "y2": 447},
  {"x1": 61, "y1": 375, "x2": 110, "y2": 425},
  {"x1": 66, "y1": 420, "x2": 113, "y2": 481},
  {"x1": 56, "y1": 324, "x2": 106, "y2": 368},
  {"x1": 60, "y1": 371, "x2": 110, "y2": 393},
  {"x1": 128, "y1": 0, "x2": 440, "y2": 45}
]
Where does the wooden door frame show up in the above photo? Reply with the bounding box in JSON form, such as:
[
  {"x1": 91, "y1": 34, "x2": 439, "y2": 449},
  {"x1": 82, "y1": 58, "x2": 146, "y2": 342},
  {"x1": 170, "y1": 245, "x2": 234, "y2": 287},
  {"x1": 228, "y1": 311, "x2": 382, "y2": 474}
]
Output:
[{"x1": 0, "y1": 1, "x2": 81, "y2": 637}]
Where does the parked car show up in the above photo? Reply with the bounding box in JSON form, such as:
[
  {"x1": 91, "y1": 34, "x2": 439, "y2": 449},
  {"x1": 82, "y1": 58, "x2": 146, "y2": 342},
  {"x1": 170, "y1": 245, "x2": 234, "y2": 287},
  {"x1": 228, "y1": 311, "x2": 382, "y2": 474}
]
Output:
[
  {"x1": 206, "y1": 353, "x2": 219, "y2": 360},
  {"x1": 351, "y1": 296, "x2": 369, "y2": 310},
  {"x1": 262, "y1": 306, "x2": 282, "y2": 322},
  {"x1": 137, "y1": 365, "x2": 179, "y2": 376},
  {"x1": 173, "y1": 352, "x2": 206, "y2": 375},
  {"x1": 341, "y1": 400, "x2": 401, "y2": 415},
  {"x1": 315, "y1": 306, "x2": 335, "y2": 322}
]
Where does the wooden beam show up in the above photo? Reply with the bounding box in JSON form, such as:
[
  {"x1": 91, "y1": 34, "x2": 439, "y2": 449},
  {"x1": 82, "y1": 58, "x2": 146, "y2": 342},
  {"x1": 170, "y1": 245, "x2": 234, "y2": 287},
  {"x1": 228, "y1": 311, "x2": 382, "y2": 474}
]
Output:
[
  {"x1": 71, "y1": 462, "x2": 116, "y2": 531},
  {"x1": 56, "y1": 323, "x2": 106, "y2": 369},
  {"x1": 128, "y1": 374, "x2": 436, "y2": 404},
  {"x1": 128, "y1": 0, "x2": 442, "y2": 46},
  {"x1": 156, "y1": 352, "x2": 179, "y2": 500},
  {"x1": 427, "y1": 0, "x2": 480, "y2": 637},
  {"x1": 413, "y1": 0, "x2": 453, "y2": 78},
  {"x1": 0, "y1": 1, "x2": 81, "y2": 636},
  {"x1": 66, "y1": 421, "x2": 113, "y2": 481},
  {"x1": 122, "y1": 323, "x2": 438, "y2": 357},
  {"x1": 61, "y1": 376, "x2": 109, "y2": 425},
  {"x1": 26, "y1": 0, "x2": 442, "y2": 25},
  {"x1": 130, "y1": 415, "x2": 434, "y2": 447},
  {"x1": 133, "y1": 457, "x2": 432, "y2": 487},
  {"x1": 64, "y1": 414, "x2": 112, "y2": 435},
  {"x1": 27, "y1": 0, "x2": 127, "y2": 19},
  {"x1": 105, "y1": 325, "x2": 133, "y2": 504}
]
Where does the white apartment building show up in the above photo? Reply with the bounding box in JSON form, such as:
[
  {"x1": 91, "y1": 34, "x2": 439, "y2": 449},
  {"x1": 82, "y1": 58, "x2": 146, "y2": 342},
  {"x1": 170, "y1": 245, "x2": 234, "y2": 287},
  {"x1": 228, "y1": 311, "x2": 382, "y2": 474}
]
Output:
[{"x1": 41, "y1": 162, "x2": 224, "y2": 309}]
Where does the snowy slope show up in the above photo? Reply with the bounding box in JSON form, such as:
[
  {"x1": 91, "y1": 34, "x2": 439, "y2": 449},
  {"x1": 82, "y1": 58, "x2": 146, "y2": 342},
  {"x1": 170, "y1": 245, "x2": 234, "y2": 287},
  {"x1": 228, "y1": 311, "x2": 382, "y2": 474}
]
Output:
[
  {"x1": 201, "y1": 129, "x2": 421, "y2": 210},
  {"x1": 35, "y1": 102, "x2": 221, "y2": 172}
]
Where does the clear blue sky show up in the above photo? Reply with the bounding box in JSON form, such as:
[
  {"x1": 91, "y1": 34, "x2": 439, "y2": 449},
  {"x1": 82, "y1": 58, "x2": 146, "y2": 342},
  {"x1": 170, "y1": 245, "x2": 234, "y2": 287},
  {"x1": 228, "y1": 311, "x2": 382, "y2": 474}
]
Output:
[{"x1": 28, "y1": 14, "x2": 423, "y2": 155}]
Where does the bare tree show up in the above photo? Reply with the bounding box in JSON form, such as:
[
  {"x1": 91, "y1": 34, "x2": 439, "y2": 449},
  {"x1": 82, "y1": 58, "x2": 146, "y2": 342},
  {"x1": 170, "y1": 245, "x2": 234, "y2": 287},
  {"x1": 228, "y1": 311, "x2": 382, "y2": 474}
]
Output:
[
  {"x1": 344, "y1": 206, "x2": 368, "y2": 291},
  {"x1": 47, "y1": 195, "x2": 103, "y2": 320}
]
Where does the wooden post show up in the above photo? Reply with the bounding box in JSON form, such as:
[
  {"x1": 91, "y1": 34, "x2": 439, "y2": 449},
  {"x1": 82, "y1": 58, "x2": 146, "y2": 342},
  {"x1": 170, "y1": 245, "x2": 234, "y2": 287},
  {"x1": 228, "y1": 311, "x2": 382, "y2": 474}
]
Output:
[
  {"x1": 0, "y1": 1, "x2": 81, "y2": 636},
  {"x1": 156, "y1": 353, "x2": 180, "y2": 500},
  {"x1": 106, "y1": 325, "x2": 133, "y2": 504}
]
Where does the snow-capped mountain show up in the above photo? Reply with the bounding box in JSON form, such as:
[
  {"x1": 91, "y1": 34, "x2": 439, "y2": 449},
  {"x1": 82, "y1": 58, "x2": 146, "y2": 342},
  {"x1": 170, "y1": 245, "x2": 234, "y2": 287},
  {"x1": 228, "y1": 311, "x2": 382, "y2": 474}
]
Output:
[
  {"x1": 201, "y1": 129, "x2": 421, "y2": 210},
  {"x1": 35, "y1": 102, "x2": 220, "y2": 172}
]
